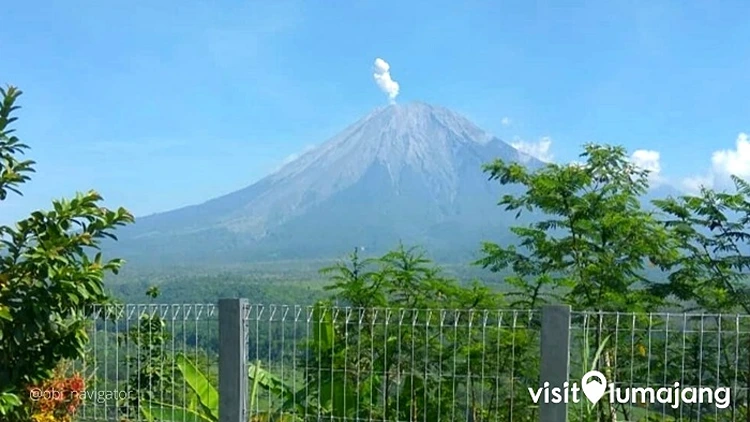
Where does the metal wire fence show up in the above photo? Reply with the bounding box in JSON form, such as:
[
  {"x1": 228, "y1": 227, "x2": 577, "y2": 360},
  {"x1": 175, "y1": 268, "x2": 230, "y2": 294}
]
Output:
[
  {"x1": 568, "y1": 311, "x2": 750, "y2": 422},
  {"x1": 61, "y1": 303, "x2": 750, "y2": 421},
  {"x1": 244, "y1": 305, "x2": 541, "y2": 422},
  {"x1": 70, "y1": 304, "x2": 219, "y2": 421}
]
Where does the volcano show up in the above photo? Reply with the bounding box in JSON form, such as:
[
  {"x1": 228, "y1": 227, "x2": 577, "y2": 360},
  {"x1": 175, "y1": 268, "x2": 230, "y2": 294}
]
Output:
[{"x1": 112, "y1": 102, "x2": 547, "y2": 264}]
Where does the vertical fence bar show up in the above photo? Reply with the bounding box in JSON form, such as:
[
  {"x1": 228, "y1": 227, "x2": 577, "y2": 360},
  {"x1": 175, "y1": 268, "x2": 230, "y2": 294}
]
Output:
[
  {"x1": 540, "y1": 304, "x2": 571, "y2": 422},
  {"x1": 219, "y1": 298, "x2": 248, "y2": 422}
]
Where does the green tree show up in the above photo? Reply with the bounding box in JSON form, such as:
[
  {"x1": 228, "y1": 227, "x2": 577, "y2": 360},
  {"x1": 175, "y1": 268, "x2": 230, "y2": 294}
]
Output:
[
  {"x1": 476, "y1": 144, "x2": 683, "y2": 421},
  {"x1": 0, "y1": 86, "x2": 134, "y2": 419},
  {"x1": 476, "y1": 143, "x2": 679, "y2": 312},
  {"x1": 651, "y1": 178, "x2": 750, "y2": 420},
  {"x1": 309, "y1": 245, "x2": 538, "y2": 421},
  {"x1": 653, "y1": 178, "x2": 750, "y2": 314}
]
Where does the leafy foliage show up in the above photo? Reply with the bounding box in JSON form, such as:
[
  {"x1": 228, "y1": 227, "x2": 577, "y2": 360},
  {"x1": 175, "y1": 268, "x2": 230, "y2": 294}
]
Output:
[
  {"x1": 309, "y1": 245, "x2": 539, "y2": 421},
  {"x1": 140, "y1": 354, "x2": 299, "y2": 422},
  {"x1": 653, "y1": 177, "x2": 750, "y2": 313},
  {"x1": 476, "y1": 143, "x2": 750, "y2": 420},
  {"x1": 476, "y1": 143, "x2": 679, "y2": 312},
  {"x1": 0, "y1": 86, "x2": 133, "y2": 419}
]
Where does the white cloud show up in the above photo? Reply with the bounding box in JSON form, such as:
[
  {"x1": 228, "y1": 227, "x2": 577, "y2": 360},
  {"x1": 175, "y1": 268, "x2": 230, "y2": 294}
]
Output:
[
  {"x1": 512, "y1": 136, "x2": 553, "y2": 163},
  {"x1": 681, "y1": 133, "x2": 750, "y2": 192},
  {"x1": 373, "y1": 58, "x2": 400, "y2": 103},
  {"x1": 630, "y1": 149, "x2": 661, "y2": 183},
  {"x1": 711, "y1": 133, "x2": 750, "y2": 178},
  {"x1": 681, "y1": 174, "x2": 714, "y2": 193},
  {"x1": 501, "y1": 117, "x2": 512, "y2": 127}
]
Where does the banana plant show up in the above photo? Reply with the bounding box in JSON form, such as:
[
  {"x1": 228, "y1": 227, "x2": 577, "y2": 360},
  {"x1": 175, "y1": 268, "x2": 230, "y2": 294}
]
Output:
[
  {"x1": 141, "y1": 354, "x2": 299, "y2": 422},
  {"x1": 140, "y1": 353, "x2": 216, "y2": 422},
  {"x1": 141, "y1": 302, "x2": 350, "y2": 422}
]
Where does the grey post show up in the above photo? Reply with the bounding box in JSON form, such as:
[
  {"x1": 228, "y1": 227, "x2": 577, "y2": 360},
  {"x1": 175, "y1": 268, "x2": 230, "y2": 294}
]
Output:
[
  {"x1": 540, "y1": 304, "x2": 571, "y2": 422},
  {"x1": 219, "y1": 298, "x2": 248, "y2": 422}
]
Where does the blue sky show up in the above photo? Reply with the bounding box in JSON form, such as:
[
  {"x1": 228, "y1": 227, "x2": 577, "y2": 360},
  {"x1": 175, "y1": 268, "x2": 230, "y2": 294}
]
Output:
[{"x1": 3, "y1": 0, "x2": 750, "y2": 224}]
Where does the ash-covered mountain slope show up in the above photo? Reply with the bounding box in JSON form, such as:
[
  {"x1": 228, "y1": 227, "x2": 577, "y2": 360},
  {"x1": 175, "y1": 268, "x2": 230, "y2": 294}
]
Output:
[{"x1": 111, "y1": 102, "x2": 547, "y2": 264}]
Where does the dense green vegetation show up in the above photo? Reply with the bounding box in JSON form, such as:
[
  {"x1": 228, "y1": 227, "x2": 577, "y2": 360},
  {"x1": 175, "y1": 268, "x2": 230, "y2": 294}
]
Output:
[
  {"x1": 0, "y1": 86, "x2": 134, "y2": 421},
  {"x1": 103, "y1": 261, "x2": 507, "y2": 306},
  {"x1": 4, "y1": 83, "x2": 750, "y2": 421}
]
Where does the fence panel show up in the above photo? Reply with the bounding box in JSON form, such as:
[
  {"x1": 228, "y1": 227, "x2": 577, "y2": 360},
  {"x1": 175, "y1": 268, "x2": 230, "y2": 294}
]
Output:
[
  {"x1": 64, "y1": 302, "x2": 750, "y2": 421},
  {"x1": 69, "y1": 303, "x2": 219, "y2": 421},
  {"x1": 568, "y1": 311, "x2": 750, "y2": 422},
  {"x1": 243, "y1": 304, "x2": 542, "y2": 421}
]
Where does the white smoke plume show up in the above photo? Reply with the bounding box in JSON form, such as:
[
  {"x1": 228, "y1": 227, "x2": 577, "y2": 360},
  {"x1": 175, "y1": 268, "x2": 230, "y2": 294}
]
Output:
[{"x1": 373, "y1": 58, "x2": 400, "y2": 103}]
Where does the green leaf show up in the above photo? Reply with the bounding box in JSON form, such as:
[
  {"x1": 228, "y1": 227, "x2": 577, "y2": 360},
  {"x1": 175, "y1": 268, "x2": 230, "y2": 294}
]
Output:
[
  {"x1": 311, "y1": 302, "x2": 334, "y2": 351},
  {"x1": 175, "y1": 353, "x2": 219, "y2": 420},
  {"x1": 0, "y1": 392, "x2": 22, "y2": 415},
  {"x1": 0, "y1": 306, "x2": 11, "y2": 321},
  {"x1": 590, "y1": 334, "x2": 611, "y2": 371},
  {"x1": 317, "y1": 376, "x2": 357, "y2": 418},
  {"x1": 248, "y1": 360, "x2": 294, "y2": 401},
  {"x1": 140, "y1": 400, "x2": 214, "y2": 422}
]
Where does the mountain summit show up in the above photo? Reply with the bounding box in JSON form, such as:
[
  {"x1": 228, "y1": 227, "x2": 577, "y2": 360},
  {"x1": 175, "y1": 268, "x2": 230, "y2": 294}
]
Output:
[{"x1": 113, "y1": 102, "x2": 546, "y2": 264}]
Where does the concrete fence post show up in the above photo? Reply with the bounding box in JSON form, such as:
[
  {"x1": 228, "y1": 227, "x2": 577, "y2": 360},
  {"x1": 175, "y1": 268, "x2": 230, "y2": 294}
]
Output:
[
  {"x1": 540, "y1": 304, "x2": 571, "y2": 422},
  {"x1": 219, "y1": 298, "x2": 248, "y2": 422}
]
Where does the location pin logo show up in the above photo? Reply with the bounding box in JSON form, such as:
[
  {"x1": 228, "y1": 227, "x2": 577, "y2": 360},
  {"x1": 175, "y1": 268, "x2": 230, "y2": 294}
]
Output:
[{"x1": 581, "y1": 370, "x2": 607, "y2": 405}]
